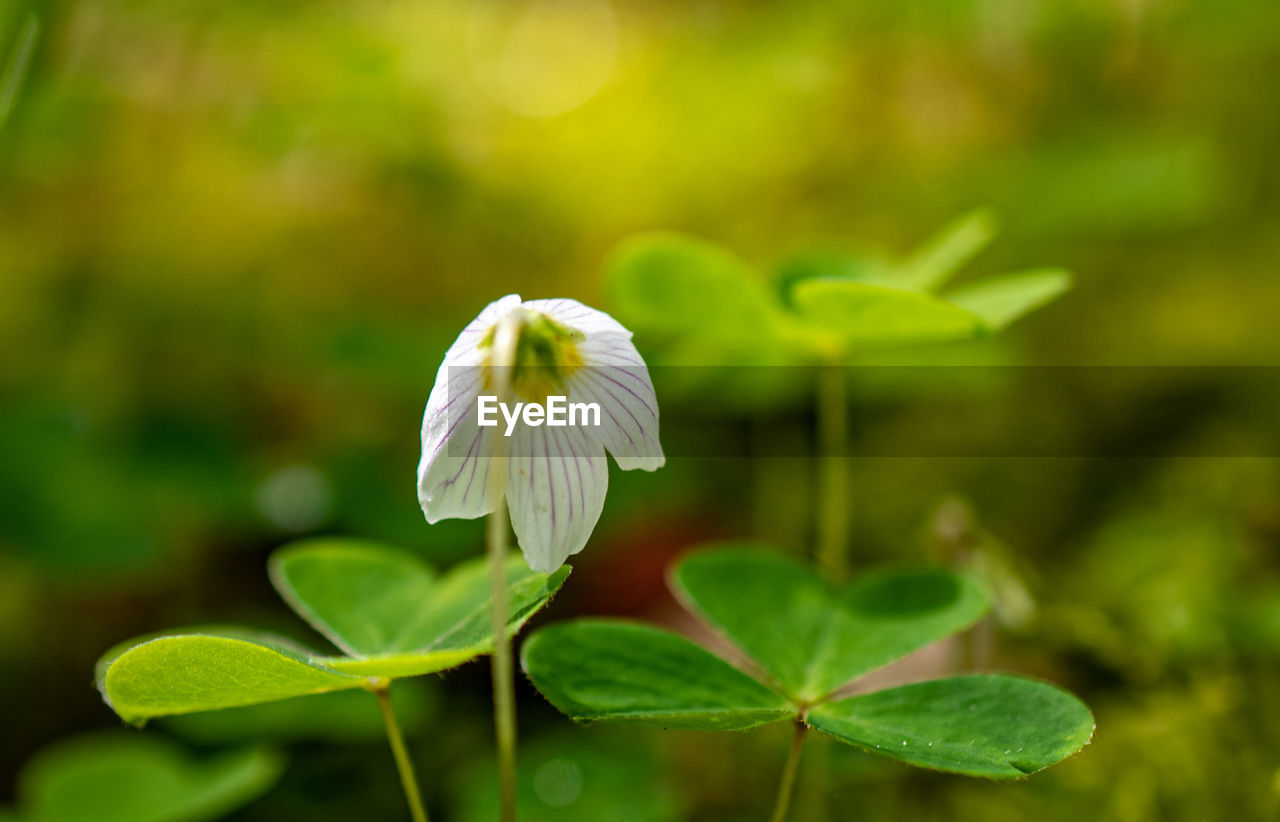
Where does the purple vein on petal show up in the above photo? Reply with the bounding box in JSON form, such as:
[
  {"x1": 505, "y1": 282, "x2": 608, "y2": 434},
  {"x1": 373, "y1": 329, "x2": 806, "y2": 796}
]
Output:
[
  {"x1": 436, "y1": 371, "x2": 482, "y2": 418},
  {"x1": 578, "y1": 370, "x2": 647, "y2": 439},
  {"x1": 441, "y1": 429, "x2": 481, "y2": 487},
  {"x1": 590, "y1": 368, "x2": 658, "y2": 420},
  {"x1": 553, "y1": 427, "x2": 574, "y2": 537},
  {"x1": 574, "y1": 438, "x2": 588, "y2": 532},
  {"x1": 476, "y1": 450, "x2": 491, "y2": 510},
  {"x1": 586, "y1": 341, "x2": 644, "y2": 364},
  {"x1": 457, "y1": 430, "x2": 485, "y2": 504},
  {"x1": 572, "y1": 376, "x2": 637, "y2": 448},
  {"x1": 544, "y1": 427, "x2": 557, "y2": 541},
  {"x1": 427, "y1": 402, "x2": 474, "y2": 464}
]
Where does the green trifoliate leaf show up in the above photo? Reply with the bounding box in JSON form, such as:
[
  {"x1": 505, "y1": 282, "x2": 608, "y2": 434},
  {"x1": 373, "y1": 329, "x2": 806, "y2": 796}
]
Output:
[
  {"x1": 672, "y1": 548, "x2": 988, "y2": 701},
  {"x1": 270, "y1": 539, "x2": 571, "y2": 677},
  {"x1": 807, "y1": 675, "x2": 1094, "y2": 777},
  {"x1": 776, "y1": 251, "x2": 892, "y2": 304},
  {"x1": 945, "y1": 268, "x2": 1072, "y2": 332},
  {"x1": 97, "y1": 541, "x2": 570, "y2": 725},
  {"x1": 605, "y1": 232, "x2": 781, "y2": 341},
  {"x1": 97, "y1": 631, "x2": 366, "y2": 725},
  {"x1": 898, "y1": 209, "x2": 1000, "y2": 292},
  {"x1": 269, "y1": 538, "x2": 436, "y2": 656},
  {"x1": 14, "y1": 734, "x2": 282, "y2": 822},
  {"x1": 163, "y1": 680, "x2": 437, "y2": 743},
  {"x1": 789, "y1": 280, "x2": 982, "y2": 349},
  {"x1": 521, "y1": 620, "x2": 793, "y2": 731}
]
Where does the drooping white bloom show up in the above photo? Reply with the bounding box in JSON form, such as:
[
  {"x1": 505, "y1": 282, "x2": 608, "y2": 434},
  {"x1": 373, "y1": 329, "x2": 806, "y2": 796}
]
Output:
[{"x1": 418, "y1": 295, "x2": 664, "y2": 572}]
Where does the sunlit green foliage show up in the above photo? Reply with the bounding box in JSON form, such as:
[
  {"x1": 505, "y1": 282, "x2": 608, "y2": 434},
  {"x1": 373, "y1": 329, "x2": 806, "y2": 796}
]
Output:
[
  {"x1": 524, "y1": 547, "x2": 1092, "y2": 778},
  {"x1": 97, "y1": 539, "x2": 568, "y2": 724},
  {"x1": 163, "y1": 680, "x2": 437, "y2": 743},
  {"x1": 672, "y1": 548, "x2": 988, "y2": 701},
  {"x1": 605, "y1": 212, "x2": 1071, "y2": 363},
  {"x1": 808, "y1": 676, "x2": 1092, "y2": 777},
  {"x1": 3, "y1": 0, "x2": 1279, "y2": 819}
]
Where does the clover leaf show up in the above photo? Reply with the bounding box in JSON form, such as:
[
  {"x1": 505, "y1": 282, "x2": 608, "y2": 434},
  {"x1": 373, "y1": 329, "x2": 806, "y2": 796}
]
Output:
[
  {"x1": 522, "y1": 620, "x2": 792, "y2": 731},
  {"x1": 163, "y1": 680, "x2": 438, "y2": 743},
  {"x1": 806, "y1": 675, "x2": 1092, "y2": 777},
  {"x1": 671, "y1": 548, "x2": 989, "y2": 701},
  {"x1": 1, "y1": 733, "x2": 282, "y2": 822},
  {"x1": 605, "y1": 232, "x2": 784, "y2": 345},
  {"x1": 604, "y1": 211, "x2": 1071, "y2": 361},
  {"x1": 97, "y1": 538, "x2": 570, "y2": 725},
  {"x1": 946, "y1": 268, "x2": 1073, "y2": 332},
  {"x1": 269, "y1": 539, "x2": 569, "y2": 676},
  {"x1": 522, "y1": 546, "x2": 1092, "y2": 778}
]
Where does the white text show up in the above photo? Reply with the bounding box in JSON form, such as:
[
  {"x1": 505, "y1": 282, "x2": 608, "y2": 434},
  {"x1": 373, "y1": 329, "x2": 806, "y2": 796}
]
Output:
[{"x1": 477, "y1": 395, "x2": 602, "y2": 437}]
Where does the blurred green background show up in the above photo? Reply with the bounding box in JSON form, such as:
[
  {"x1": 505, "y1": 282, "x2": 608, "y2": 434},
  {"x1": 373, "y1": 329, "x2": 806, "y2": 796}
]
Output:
[{"x1": 3, "y1": 0, "x2": 1280, "y2": 819}]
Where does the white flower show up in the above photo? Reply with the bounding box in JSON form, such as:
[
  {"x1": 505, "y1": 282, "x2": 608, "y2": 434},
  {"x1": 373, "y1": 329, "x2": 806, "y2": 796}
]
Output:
[{"x1": 418, "y1": 295, "x2": 664, "y2": 572}]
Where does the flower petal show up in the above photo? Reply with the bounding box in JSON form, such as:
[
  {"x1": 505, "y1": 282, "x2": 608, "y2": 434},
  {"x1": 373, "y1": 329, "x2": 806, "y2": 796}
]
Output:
[
  {"x1": 446, "y1": 294, "x2": 523, "y2": 366},
  {"x1": 523, "y1": 297, "x2": 632, "y2": 338},
  {"x1": 417, "y1": 295, "x2": 521, "y2": 522},
  {"x1": 505, "y1": 422, "x2": 609, "y2": 573},
  {"x1": 522, "y1": 297, "x2": 664, "y2": 471},
  {"x1": 417, "y1": 367, "x2": 502, "y2": 522},
  {"x1": 568, "y1": 333, "x2": 665, "y2": 472}
]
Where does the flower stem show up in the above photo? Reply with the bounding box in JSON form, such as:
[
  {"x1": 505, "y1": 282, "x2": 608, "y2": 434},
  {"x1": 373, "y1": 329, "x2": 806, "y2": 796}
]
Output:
[
  {"x1": 771, "y1": 721, "x2": 808, "y2": 822},
  {"x1": 376, "y1": 685, "x2": 429, "y2": 822},
  {"x1": 488, "y1": 499, "x2": 518, "y2": 822},
  {"x1": 816, "y1": 361, "x2": 849, "y2": 581},
  {"x1": 486, "y1": 315, "x2": 521, "y2": 822}
]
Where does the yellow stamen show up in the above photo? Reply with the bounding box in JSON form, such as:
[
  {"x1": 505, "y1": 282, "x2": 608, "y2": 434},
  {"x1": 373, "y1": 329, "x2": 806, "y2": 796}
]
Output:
[{"x1": 479, "y1": 309, "x2": 585, "y2": 404}]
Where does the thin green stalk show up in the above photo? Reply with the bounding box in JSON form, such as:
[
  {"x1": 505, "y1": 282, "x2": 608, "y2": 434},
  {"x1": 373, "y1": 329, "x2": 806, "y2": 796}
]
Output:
[
  {"x1": 488, "y1": 477, "x2": 517, "y2": 822},
  {"x1": 487, "y1": 312, "x2": 521, "y2": 822},
  {"x1": 376, "y1": 685, "x2": 429, "y2": 822},
  {"x1": 816, "y1": 361, "x2": 849, "y2": 581},
  {"x1": 771, "y1": 721, "x2": 808, "y2": 822}
]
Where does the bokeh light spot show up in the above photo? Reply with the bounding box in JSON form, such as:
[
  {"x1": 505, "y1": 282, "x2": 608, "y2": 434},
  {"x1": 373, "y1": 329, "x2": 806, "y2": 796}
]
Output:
[
  {"x1": 255, "y1": 465, "x2": 332, "y2": 532},
  {"x1": 533, "y1": 757, "x2": 584, "y2": 807},
  {"x1": 465, "y1": 0, "x2": 617, "y2": 118}
]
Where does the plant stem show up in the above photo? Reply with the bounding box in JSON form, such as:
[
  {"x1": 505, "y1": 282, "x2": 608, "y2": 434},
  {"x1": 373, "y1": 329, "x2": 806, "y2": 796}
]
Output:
[
  {"x1": 376, "y1": 685, "x2": 429, "y2": 822},
  {"x1": 488, "y1": 493, "x2": 518, "y2": 822},
  {"x1": 771, "y1": 721, "x2": 808, "y2": 822},
  {"x1": 816, "y1": 361, "x2": 849, "y2": 581},
  {"x1": 486, "y1": 314, "x2": 521, "y2": 822}
]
